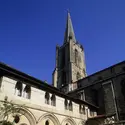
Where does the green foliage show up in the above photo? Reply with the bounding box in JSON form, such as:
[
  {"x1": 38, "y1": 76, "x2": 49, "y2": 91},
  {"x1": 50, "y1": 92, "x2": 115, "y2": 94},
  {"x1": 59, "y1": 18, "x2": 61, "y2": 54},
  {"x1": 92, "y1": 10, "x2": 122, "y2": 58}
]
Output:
[{"x1": 0, "y1": 96, "x2": 25, "y2": 124}]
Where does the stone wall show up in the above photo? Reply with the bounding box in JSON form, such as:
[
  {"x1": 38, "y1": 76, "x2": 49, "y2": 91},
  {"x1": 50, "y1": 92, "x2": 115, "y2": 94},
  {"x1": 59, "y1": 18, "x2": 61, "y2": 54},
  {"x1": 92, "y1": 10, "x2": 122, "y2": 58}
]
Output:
[{"x1": 0, "y1": 76, "x2": 97, "y2": 125}]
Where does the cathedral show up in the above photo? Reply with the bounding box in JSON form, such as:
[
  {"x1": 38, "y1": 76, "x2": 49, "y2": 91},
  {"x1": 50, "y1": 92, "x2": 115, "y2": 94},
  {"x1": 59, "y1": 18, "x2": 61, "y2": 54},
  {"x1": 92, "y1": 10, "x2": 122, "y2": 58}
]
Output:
[{"x1": 0, "y1": 12, "x2": 125, "y2": 125}]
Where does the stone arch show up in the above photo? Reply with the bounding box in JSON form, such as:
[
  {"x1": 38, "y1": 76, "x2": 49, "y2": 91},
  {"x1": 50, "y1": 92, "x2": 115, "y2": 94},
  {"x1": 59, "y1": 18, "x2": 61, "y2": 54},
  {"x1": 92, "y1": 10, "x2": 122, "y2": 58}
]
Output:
[
  {"x1": 37, "y1": 113, "x2": 60, "y2": 125},
  {"x1": 61, "y1": 117, "x2": 77, "y2": 125},
  {"x1": 6, "y1": 106, "x2": 36, "y2": 125}
]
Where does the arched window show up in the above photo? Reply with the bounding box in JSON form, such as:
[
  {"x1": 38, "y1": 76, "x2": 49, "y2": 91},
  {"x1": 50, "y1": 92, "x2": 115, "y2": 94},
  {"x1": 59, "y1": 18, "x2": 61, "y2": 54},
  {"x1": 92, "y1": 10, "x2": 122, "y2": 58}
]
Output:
[
  {"x1": 79, "y1": 104, "x2": 82, "y2": 113},
  {"x1": 79, "y1": 105, "x2": 85, "y2": 114},
  {"x1": 15, "y1": 81, "x2": 23, "y2": 97},
  {"x1": 75, "y1": 49, "x2": 78, "y2": 66},
  {"x1": 64, "y1": 99, "x2": 68, "y2": 110},
  {"x1": 69, "y1": 100, "x2": 73, "y2": 111},
  {"x1": 23, "y1": 85, "x2": 31, "y2": 99},
  {"x1": 45, "y1": 92, "x2": 50, "y2": 104},
  {"x1": 82, "y1": 105, "x2": 86, "y2": 114},
  {"x1": 63, "y1": 71, "x2": 66, "y2": 84},
  {"x1": 45, "y1": 120, "x2": 49, "y2": 125},
  {"x1": 51, "y1": 94, "x2": 56, "y2": 106}
]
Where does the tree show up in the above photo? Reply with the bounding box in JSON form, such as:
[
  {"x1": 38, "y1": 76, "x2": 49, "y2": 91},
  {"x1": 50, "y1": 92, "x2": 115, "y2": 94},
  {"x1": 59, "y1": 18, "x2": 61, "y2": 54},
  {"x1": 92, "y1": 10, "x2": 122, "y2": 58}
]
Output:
[{"x1": 0, "y1": 96, "x2": 25, "y2": 125}]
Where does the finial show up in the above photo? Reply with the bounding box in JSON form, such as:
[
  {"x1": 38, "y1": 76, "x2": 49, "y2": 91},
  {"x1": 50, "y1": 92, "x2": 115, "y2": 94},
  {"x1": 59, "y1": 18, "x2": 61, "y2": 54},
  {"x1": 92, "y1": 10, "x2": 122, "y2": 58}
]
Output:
[{"x1": 67, "y1": 9, "x2": 70, "y2": 14}]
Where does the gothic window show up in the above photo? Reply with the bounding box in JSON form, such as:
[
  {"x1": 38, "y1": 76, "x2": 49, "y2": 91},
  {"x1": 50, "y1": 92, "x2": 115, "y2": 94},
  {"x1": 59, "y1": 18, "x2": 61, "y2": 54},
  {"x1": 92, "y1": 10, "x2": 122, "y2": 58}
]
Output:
[
  {"x1": 82, "y1": 105, "x2": 86, "y2": 114},
  {"x1": 23, "y1": 85, "x2": 31, "y2": 99},
  {"x1": 69, "y1": 100, "x2": 73, "y2": 111},
  {"x1": 51, "y1": 94, "x2": 56, "y2": 106},
  {"x1": 77, "y1": 72, "x2": 81, "y2": 80},
  {"x1": 45, "y1": 120, "x2": 49, "y2": 125},
  {"x1": 75, "y1": 49, "x2": 78, "y2": 66},
  {"x1": 15, "y1": 81, "x2": 23, "y2": 97},
  {"x1": 92, "y1": 89, "x2": 98, "y2": 105},
  {"x1": 79, "y1": 105, "x2": 82, "y2": 114},
  {"x1": 62, "y1": 48, "x2": 65, "y2": 68},
  {"x1": 80, "y1": 91, "x2": 85, "y2": 101},
  {"x1": 121, "y1": 79, "x2": 125, "y2": 101},
  {"x1": 79, "y1": 105, "x2": 85, "y2": 114},
  {"x1": 64, "y1": 99, "x2": 68, "y2": 110},
  {"x1": 63, "y1": 71, "x2": 66, "y2": 84},
  {"x1": 45, "y1": 92, "x2": 50, "y2": 104}
]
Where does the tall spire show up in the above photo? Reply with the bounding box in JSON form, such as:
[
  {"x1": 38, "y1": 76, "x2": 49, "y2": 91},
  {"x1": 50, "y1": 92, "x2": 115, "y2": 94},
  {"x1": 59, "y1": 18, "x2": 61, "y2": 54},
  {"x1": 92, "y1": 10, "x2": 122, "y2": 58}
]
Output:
[{"x1": 64, "y1": 11, "x2": 76, "y2": 43}]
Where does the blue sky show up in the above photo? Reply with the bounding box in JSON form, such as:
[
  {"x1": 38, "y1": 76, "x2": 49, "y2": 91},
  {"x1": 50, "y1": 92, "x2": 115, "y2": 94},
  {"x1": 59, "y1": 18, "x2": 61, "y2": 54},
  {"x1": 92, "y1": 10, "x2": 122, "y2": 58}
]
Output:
[{"x1": 0, "y1": 0, "x2": 125, "y2": 84}]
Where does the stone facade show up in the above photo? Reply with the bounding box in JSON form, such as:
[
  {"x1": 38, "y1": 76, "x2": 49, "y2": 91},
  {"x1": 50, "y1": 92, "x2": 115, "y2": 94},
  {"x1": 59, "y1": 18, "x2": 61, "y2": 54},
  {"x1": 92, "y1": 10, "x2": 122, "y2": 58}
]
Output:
[
  {"x1": 0, "y1": 64, "x2": 97, "y2": 125},
  {"x1": 68, "y1": 61, "x2": 125, "y2": 121}
]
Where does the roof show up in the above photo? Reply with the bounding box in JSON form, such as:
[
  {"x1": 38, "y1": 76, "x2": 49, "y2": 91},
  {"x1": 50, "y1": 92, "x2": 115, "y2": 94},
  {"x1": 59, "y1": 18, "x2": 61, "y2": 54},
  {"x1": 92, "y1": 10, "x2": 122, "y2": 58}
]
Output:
[
  {"x1": 0, "y1": 62, "x2": 98, "y2": 109},
  {"x1": 78, "y1": 60, "x2": 125, "y2": 83},
  {"x1": 68, "y1": 60, "x2": 125, "y2": 94},
  {"x1": 88, "y1": 113, "x2": 115, "y2": 120},
  {"x1": 64, "y1": 11, "x2": 76, "y2": 43}
]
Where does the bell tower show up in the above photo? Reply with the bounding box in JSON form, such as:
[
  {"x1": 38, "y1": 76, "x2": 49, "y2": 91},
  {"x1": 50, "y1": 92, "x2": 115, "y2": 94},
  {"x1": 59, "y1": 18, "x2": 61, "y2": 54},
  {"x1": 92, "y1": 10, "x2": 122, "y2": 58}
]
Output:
[{"x1": 52, "y1": 12, "x2": 87, "y2": 93}]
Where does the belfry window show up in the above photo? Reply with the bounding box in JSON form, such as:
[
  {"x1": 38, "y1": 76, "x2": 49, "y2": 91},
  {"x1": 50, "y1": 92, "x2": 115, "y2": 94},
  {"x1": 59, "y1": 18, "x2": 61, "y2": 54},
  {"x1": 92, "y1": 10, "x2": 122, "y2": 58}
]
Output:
[
  {"x1": 63, "y1": 71, "x2": 66, "y2": 84},
  {"x1": 69, "y1": 100, "x2": 73, "y2": 111},
  {"x1": 45, "y1": 92, "x2": 50, "y2": 104},
  {"x1": 23, "y1": 85, "x2": 31, "y2": 99},
  {"x1": 75, "y1": 49, "x2": 78, "y2": 66},
  {"x1": 15, "y1": 81, "x2": 23, "y2": 97},
  {"x1": 51, "y1": 94, "x2": 56, "y2": 106}
]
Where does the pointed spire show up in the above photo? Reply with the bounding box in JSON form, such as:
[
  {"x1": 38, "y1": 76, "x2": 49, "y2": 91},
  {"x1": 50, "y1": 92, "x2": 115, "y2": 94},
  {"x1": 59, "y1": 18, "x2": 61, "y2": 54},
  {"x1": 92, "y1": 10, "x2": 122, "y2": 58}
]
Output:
[{"x1": 64, "y1": 11, "x2": 76, "y2": 43}]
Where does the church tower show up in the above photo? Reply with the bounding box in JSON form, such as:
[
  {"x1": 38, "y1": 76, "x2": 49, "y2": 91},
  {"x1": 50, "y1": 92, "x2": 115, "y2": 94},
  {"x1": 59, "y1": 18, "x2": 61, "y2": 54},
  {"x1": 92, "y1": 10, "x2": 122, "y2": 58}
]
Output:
[{"x1": 52, "y1": 12, "x2": 87, "y2": 93}]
